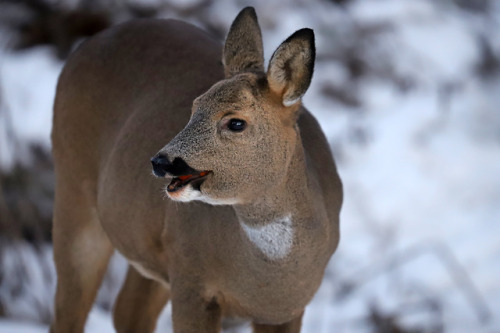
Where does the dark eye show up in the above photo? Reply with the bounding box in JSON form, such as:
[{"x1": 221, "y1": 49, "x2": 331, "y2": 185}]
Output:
[{"x1": 227, "y1": 119, "x2": 246, "y2": 132}]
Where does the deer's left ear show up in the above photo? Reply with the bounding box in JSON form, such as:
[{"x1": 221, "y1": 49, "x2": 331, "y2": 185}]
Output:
[
  {"x1": 267, "y1": 29, "x2": 315, "y2": 107},
  {"x1": 223, "y1": 7, "x2": 264, "y2": 78}
]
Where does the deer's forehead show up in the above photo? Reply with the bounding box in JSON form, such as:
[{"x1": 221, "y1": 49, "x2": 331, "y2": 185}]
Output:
[{"x1": 193, "y1": 74, "x2": 268, "y2": 115}]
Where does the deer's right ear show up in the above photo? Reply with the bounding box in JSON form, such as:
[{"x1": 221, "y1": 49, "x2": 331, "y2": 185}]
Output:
[
  {"x1": 223, "y1": 7, "x2": 264, "y2": 78},
  {"x1": 267, "y1": 29, "x2": 315, "y2": 108}
]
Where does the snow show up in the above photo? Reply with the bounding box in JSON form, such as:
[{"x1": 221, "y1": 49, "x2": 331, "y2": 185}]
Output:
[
  {"x1": 0, "y1": 47, "x2": 62, "y2": 169},
  {"x1": 0, "y1": 308, "x2": 117, "y2": 333},
  {"x1": 1, "y1": 0, "x2": 500, "y2": 332},
  {"x1": 0, "y1": 319, "x2": 46, "y2": 333}
]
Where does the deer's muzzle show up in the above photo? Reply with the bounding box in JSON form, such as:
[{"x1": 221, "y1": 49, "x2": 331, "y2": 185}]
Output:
[{"x1": 151, "y1": 153, "x2": 211, "y2": 192}]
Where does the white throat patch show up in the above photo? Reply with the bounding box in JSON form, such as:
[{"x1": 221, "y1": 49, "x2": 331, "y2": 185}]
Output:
[{"x1": 241, "y1": 215, "x2": 294, "y2": 260}]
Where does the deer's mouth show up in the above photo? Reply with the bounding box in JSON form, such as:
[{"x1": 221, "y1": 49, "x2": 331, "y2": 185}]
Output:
[{"x1": 167, "y1": 171, "x2": 211, "y2": 192}]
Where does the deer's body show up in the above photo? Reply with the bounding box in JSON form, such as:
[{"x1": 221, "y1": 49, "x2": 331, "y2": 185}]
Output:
[{"x1": 51, "y1": 8, "x2": 341, "y2": 333}]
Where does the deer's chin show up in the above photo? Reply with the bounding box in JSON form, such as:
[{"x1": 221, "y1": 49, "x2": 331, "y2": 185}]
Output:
[
  {"x1": 165, "y1": 184, "x2": 241, "y2": 206},
  {"x1": 196, "y1": 195, "x2": 241, "y2": 206},
  {"x1": 165, "y1": 183, "x2": 203, "y2": 202},
  {"x1": 164, "y1": 180, "x2": 239, "y2": 206}
]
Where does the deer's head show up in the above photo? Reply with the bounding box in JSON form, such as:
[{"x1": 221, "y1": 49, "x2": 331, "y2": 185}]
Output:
[{"x1": 151, "y1": 7, "x2": 315, "y2": 205}]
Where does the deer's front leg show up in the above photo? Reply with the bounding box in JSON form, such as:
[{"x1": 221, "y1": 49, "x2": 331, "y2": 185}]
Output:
[
  {"x1": 253, "y1": 312, "x2": 303, "y2": 333},
  {"x1": 113, "y1": 265, "x2": 169, "y2": 333},
  {"x1": 170, "y1": 280, "x2": 222, "y2": 333}
]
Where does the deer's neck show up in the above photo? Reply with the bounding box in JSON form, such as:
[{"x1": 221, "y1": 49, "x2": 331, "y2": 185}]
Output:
[{"x1": 233, "y1": 134, "x2": 314, "y2": 260}]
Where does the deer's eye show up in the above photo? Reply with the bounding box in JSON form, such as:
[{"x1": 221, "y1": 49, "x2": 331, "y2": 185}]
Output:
[{"x1": 227, "y1": 119, "x2": 246, "y2": 132}]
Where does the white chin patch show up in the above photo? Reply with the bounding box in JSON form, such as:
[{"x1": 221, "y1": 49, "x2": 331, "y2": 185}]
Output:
[
  {"x1": 283, "y1": 97, "x2": 300, "y2": 107},
  {"x1": 165, "y1": 185, "x2": 239, "y2": 206},
  {"x1": 165, "y1": 185, "x2": 202, "y2": 202},
  {"x1": 196, "y1": 196, "x2": 240, "y2": 206}
]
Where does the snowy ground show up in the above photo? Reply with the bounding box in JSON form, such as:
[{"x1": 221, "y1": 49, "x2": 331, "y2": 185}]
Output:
[{"x1": 1, "y1": 0, "x2": 499, "y2": 332}]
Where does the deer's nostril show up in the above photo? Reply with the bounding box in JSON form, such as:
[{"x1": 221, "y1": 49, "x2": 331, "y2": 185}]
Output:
[
  {"x1": 170, "y1": 157, "x2": 194, "y2": 175},
  {"x1": 151, "y1": 154, "x2": 169, "y2": 177},
  {"x1": 151, "y1": 154, "x2": 199, "y2": 178}
]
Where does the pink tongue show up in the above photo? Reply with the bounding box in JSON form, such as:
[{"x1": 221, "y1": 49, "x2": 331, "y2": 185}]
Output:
[
  {"x1": 178, "y1": 175, "x2": 193, "y2": 181},
  {"x1": 168, "y1": 172, "x2": 209, "y2": 191}
]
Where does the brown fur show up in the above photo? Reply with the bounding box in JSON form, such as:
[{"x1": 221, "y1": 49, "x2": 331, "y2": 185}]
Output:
[{"x1": 50, "y1": 7, "x2": 342, "y2": 333}]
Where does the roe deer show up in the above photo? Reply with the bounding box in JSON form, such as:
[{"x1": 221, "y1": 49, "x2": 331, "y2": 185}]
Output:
[{"x1": 50, "y1": 7, "x2": 342, "y2": 333}]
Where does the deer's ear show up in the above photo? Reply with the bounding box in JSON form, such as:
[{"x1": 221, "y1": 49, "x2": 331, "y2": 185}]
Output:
[
  {"x1": 267, "y1": 29, "x2": 315, "y2": 107},
  {"x1": 223, "y1": 7, "x2": 264, "y2": 78}
]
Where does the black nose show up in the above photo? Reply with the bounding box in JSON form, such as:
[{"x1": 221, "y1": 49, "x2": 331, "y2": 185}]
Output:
[
  {"x1": 151, "y1": 154, "x2": 169, "y2": 177},
  {"x1": 151, "y1": 154, "x2": 198, "y2": 178}
]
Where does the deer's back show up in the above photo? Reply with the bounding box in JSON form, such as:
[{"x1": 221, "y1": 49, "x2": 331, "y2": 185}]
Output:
[{"x1": 51, "y1": 19, "x2": 226, "y2": 259}]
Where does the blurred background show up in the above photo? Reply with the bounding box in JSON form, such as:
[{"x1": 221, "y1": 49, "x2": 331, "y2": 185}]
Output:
[{"x1": 0, "y1": 0, "x2": 499, "y2": 332}]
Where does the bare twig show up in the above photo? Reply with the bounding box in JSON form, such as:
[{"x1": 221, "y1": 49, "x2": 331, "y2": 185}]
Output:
[{"x1": 335, "y1": 240, "x2": 493, "y2": 324}]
